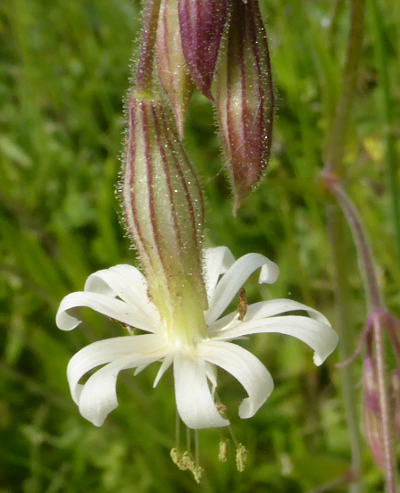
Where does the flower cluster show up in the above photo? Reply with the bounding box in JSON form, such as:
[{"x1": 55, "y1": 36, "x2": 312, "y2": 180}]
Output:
[{"x1": 56, "y1": 0, "x2": 338, "y2": 478}]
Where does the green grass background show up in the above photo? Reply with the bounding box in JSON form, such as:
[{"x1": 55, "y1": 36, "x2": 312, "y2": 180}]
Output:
[{"x1": 1, "y1": 0, "x2": 399, "y2": 491}]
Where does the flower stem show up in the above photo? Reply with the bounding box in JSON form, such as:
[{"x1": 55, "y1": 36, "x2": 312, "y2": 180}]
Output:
[
  {"x1": 373, "y1": 314, "x2": 397, "y2": 493},
  {"x1": 322, "y1": 0, "x2": 397, "y2": 489},
  {"x1": 327, "y1": 207, "x2": 363, "y2": 493},
  {"x1": 331, "y1": 184, "x2": 383, "y2": 311},
  {"x1": 323, "y1": 1, "x2": 367, "y2": 490}
]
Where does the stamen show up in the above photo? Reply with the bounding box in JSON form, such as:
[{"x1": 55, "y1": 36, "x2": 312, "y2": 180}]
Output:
[
  {"x1": 235, "y1": 443, "x2": 248, "y2": 472},
  {"x1": 218, "y1": 438, "x2": 229, "y2": 462},
  {"x1": 238, "y1": 288, "x2": 248, "y2": 321}
]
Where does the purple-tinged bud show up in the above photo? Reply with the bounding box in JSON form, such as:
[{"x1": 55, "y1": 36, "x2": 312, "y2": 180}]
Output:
[
  {"x1": 391, "y1": 369, "x2": 400, "y2": 439},
  {"x1": 363, "y1": 356, "x2": 385, "y2": 469},
  {"x1": 216, "y1": 0, "x2": 274, "y2": 213},
  {"x1": 156, "y1": 0, "x2": 193, "y2": 138},
  {"x1": 122, "y1": 95, "x2": 208, "y2": 335},
  {"x1": 178, "y1": 0, "x2": 228, "y2": 100}
]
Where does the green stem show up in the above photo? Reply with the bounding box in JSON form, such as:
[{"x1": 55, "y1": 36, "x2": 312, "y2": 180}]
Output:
[
  {"x1": 324, "y1": 0, "x2": 366, "y2": 173},
  {"x1": 327, "y1": 208, "x2": 363, "y2": 492},
  {"x1": 368, "y1": 0, "x2": 400, "y2": 269},
  {"x1": 323, "y1": 0, "x2": 397, "y2": 489}
]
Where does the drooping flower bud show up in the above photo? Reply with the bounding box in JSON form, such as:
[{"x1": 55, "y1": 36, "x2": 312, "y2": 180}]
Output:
[
  {"x1": 178, "y1": 0, "x2": 228, "y2": 100},
  {"x1": 363, "y1": 356, "x2": 385, "y2": 469},
  {"x1": 122, "y1": 95, "x2": 208, "y2": 335},
  {"x1": 156, "y1": 0, "x2": 193, "y2": 138},
  {"x1": 216, "y1": 0, "x2": 274, "y2": 213}
]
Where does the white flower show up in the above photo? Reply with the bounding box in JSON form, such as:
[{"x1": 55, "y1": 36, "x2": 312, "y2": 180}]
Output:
[{"x1": 56, "y1": 246, "x2": 338, "y2": 429}]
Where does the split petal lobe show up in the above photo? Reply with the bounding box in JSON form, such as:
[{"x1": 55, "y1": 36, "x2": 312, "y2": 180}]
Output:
[
  {"x1": 206, "y1": 253, "x2": 278, "y2": 324},
  {"x1": 84, "y1": 264, "x2": 160, "y2": 326},
  {"x1": 153, "y1": 355, "x2": 173, "y2": 387},
  {"x1": 178, "y1": 0, "x2": 229, "y2": 99},
  {"x1": 210, "y1": 298, "x2": 330, "y2": 333},
  {"x1": 67, "y1": 334, "x2": 166, "y2": 403},
  {"x1": 200, "y1": 341, "x2": 273, "y2": 419},
  {"x1": 214, "y1": 316, "x2": 338, "y2": 366},
  {"x1": 173, "y1": 353, "x2": 229, "y2": 429},
  {"x1": 203, "y1": 246, "x2": 235, "y2": 301},
  {"x1": 56, "y1": 292, "x2": 157, "y2": 333}
]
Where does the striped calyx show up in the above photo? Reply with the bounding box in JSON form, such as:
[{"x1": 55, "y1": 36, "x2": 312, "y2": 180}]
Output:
[
  {"x1": 122, "y1": 95, "x2": 208, "y2": 341},
  {"x1": 178, "y1": 0, "x2": 228, "y2": 100},
  {"x1": 216, "y1": 0, "x2": 274, "y2": 213},
  {"x1": 156, "y1": 0, "x2": 193, "y2": 138}
]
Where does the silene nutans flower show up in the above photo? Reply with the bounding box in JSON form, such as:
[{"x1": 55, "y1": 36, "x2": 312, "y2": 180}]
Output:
[{"x1": 56, "y1": 92, "x2": 337, "y2": 431}]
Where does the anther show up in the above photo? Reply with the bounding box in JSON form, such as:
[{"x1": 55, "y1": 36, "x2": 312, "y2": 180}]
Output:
[
  {"x1": 216, "y1": 402, "x2": 227, "y2": 415},
  {"x1": 238, "y1": 288, "x2": 248, "y2": 321},
  {"x1": 235, "y1": 443, "x2": 248, "y2": 472},
  {"x1": 218, "y1": 439, "x2": 229, "y2": 462}
]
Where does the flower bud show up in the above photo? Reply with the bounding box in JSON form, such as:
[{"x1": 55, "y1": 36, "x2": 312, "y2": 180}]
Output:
[
  {"x1": 216, "y1": 0, "x2": 274, "y2": 213},
  {"x1": 363, "y1": 356, "x2": 385, "y2": 469},
  {"x1": 178, "y1": 0, "x2": 228, "y2": 100},
  {"x1": 122, "y1": 95, "x2": 208, "y2": 331},
  {"x1": 156, "y1": 0, "x2": 193, "y2": 137}
]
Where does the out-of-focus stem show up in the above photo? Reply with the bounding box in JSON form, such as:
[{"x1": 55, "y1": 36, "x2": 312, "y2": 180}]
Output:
[
  {"x1": 136, "y1": 0, "x2": 161, "y2": 94},
  {"x1": 323, "y1": 2, "x2": 366, "y2": 491},
  {"x1": 368, "y1": 0, "x2": 400, "y2": 269},
  {"x1": 327, "y1": 208, "x2": 362, "y2": 493},
  {"x1": 323, "y1": 0, "x2": 397, "y2": 490},
  {"x1": 324, "y1": 0, "x2": 365, "y2": 174}
]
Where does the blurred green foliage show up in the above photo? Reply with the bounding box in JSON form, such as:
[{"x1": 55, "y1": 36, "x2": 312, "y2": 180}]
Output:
[{"x1": 0, "y1": 0, "x2": 399, "y2": 491}]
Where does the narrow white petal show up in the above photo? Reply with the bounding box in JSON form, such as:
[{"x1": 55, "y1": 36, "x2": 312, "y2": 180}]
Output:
[
  {"x1": 203, "y1": 246, "x2": 235, "y2": 301},
  {"x1": 210, "y1": 298, "x2": 330, "y2": 332},
  {"x1": 199, "y1": 341, "x2": 273, "y2": 419},
  {"x1": 84, "y1": 265, "x2": 160, "y2": 326},
  {"x1": 75, "y1": 338, "x2": 168, "y2": 426},
  {"x1": 67, "y1": 333, "x2": 167, "y2": 403},
  {"x1": 213, "y1": 316, "x2": 338, "y2": 366},
  {"x1": 153, "y1": 355, "x2": 173, "y2": 388},
  {"x1": 205, "y1": 253, "x2": 279, "y2": 324},
  {"x1": 56, "y1": 291, "x2": 157, "y2": 333},
  {"x1": 173, "y1": 353, "x2": 229, "y2": 429}
]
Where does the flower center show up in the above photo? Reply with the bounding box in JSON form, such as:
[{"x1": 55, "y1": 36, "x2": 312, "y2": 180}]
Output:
[{"x1": 158, "y1": 283, "x2": 207, "y2": 350}]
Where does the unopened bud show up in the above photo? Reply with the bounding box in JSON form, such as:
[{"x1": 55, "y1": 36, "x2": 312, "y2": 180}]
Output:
[
  {"x1": 156, "y1": 0, "x2": 193, "y2": 137},
  {"x1": 179, "y1": 0, "x2": 228, "y2": 100},
  {"x1": 122, "y1": 96, "x2": 208, "y2": 330},
  {"x1": 235, "y1": 443, "x2": 248, "y2": 472},
  {"x1": 363, "y1": 356, "x2": 385, "y2": 469},
  {"x1": 216, "y1": 0, "x2": 274, "y2": 213}
]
